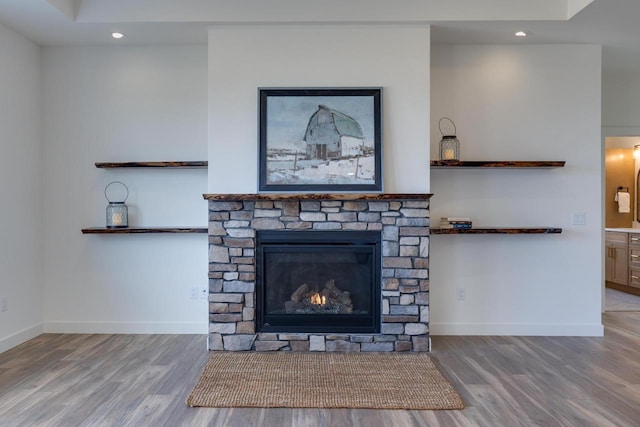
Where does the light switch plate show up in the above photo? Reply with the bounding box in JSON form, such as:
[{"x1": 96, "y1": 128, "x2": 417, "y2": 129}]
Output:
[{"x1": 572, "y1": 212, "x2": 586, "y2": 226}]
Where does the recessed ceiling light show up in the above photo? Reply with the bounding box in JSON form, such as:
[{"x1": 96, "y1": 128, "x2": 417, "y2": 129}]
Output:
[
  {"x1": 112, "y1": 32, "x2": 124, "y2": 39},
  {"x1": 515, "y1": 31, "x2": 527, "y2": 37}
]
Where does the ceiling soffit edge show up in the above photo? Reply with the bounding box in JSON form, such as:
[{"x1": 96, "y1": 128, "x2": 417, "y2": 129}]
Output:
[
  {"x1": 73, "y1": 0, "x2": 587, "y2": 24},
  {"x1": 567, "y1": 0, "x2": 594, "y2": 19}
]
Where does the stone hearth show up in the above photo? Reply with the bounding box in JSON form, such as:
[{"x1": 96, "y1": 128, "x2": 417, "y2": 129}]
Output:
[{"x1": 203, "y1": 193, "x2": 432, "y2": 352}]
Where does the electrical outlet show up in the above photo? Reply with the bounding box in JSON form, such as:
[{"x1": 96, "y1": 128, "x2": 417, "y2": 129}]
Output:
[
  {"x1": 1, "y1": 296, "x2": 7, "y2": 312},
  {"x1": 456, "y1": 288, "x2": 465, "y2": 301},
  {"x1": 190, "y1": 287, "x2": 208, "y2": 300}
]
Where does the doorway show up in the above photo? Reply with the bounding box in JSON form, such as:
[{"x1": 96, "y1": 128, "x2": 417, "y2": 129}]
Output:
[{"x1": 604, "y1": 136, "x2": 640, "y2": 311}]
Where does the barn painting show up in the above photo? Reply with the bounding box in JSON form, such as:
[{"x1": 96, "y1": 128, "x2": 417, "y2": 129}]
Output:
[{"x1": 259, "y1": 88, "x2": 382, "y2": 192}]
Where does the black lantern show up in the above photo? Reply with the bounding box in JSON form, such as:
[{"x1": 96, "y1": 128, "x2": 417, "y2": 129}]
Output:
[
  {"x1": 105, "y1": 181, "x2": 129, "y2": 228},
  {"x1": 439, "y1": 117, "x2": 460, "y2": 161}
]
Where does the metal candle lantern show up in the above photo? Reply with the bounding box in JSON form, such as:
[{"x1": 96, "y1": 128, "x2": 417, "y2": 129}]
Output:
[
  {"x1": 439, "y1": 117, "x2": 460, "y2": 161},
  {"x1": 105, "y1": 181, "x2": 129, "y2": 228}
]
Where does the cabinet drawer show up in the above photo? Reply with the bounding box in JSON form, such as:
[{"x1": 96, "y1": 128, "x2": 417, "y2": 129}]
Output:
[
  {"x1": 630, "y1": 270, "x2": 640, "y2": 288},
  {"x1": 630, "y1": 247, "x2": 640, "y2": 266},
  {"x1": 629, "y1": 233, "x2": 640, "y2": 246},
  {"x1": 606, "y1": 231, "x2": 629, "y2": 244}
]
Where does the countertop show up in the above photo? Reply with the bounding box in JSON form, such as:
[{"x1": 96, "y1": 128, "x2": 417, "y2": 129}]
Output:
[{"x1": 605, "y1": 228, "x2": 640, "y2": 233}]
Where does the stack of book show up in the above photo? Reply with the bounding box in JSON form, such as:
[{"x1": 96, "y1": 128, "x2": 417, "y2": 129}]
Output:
[{"x1": 440, "y1": 217, "x2": 472, "y2": 229}]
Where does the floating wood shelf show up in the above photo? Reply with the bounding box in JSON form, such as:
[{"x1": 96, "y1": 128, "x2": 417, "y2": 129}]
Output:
[
  {"x1": 95, "y1": 161, "x2": 208, "y2": 169},
  {"x1": 430, "y1": 227, "x2": 562, "y2": 235},
  {"x1": 82, "y1": 227, "x2": 207, "y2": 234},
  {"x1": 430, "y1": 160, "x2": 565, "y2": 168}
]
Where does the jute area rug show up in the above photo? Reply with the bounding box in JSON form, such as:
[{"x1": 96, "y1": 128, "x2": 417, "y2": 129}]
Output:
[{"x1": 186, "y1": 352, "x2": 464, "y2": 410}]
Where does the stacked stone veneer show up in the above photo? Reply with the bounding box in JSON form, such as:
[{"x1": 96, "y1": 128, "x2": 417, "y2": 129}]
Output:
[{"x1": 206, "y1": 194, "x2": 431, "y2": 352}]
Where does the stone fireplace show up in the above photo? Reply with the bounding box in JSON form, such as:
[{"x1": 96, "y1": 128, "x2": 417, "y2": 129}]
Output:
[{"x1": 203, "y1": 194, "x2": 432, "y2": 352}]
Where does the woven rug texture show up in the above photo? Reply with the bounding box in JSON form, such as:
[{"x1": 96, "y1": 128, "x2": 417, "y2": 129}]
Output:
[{"x1": 186, "y1": 352, "x2": 464, "y2": 410}]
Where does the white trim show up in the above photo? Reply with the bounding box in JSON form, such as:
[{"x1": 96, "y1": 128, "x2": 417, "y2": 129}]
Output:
[
  {"x1": 0, "y1": 323, "x2": 44, "y2": 354},
  {"x1": 430, "y1": 322, "x2": 604, "y2": 337},
  {"x1": 44, "y1": 321, "x2": 207, "y2": 335}
]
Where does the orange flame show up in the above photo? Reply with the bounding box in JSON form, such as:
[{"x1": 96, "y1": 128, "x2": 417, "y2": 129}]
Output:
[{"x1": 310, "y1": 293, "x2": 326, "y2": 306}]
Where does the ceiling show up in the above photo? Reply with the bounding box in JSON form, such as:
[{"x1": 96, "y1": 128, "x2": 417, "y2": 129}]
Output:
[{"x1": 0, "y1": 0, "x2": 638, "y2": 73}]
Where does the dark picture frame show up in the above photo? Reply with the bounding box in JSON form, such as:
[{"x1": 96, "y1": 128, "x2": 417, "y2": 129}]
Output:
[{"x1": 259, "y1": 88, "x2": 382, "y2": 192}]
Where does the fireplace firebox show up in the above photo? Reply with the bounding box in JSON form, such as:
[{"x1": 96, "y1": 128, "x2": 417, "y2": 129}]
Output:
[{"x1": 256, "y1": 230, "x2": 381, "y2": 334}]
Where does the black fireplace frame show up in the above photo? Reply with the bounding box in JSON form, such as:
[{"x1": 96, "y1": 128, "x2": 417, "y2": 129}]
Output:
[{"x1": 256, "y1": 230, "x2": 382, "y2": 334}]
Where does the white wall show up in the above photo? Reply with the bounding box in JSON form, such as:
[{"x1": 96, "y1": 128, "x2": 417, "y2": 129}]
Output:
[
  {"x1": 430, "y1": 44, "x2": 603, "y2": 335},
  {"x1": 208, "y1": 24, "x2": 430, "y2": 193},
  {"x1": 41, "y1": 45, "x2": 209, "y2": 334},
  {"x1": 0, "y1": 23, "x2": 43, "y2": 353},
  {"x1": 603, "y1": 71, "x2": 640, "y2": 130},
  {"x1": 1, "y1": 23, "x2": 604, "y2": 350}
]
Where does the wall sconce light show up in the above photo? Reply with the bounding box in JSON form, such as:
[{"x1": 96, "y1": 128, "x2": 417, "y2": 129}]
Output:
[
  {"x1": 439, "y1": 117, "x2": 460, "y2": 161},
  {"x1": 634, "y1": 145, "x2": 640, "y2": 159},
  {"x1": 105, "y1": 181, "x2": 129, "y2": 228}
]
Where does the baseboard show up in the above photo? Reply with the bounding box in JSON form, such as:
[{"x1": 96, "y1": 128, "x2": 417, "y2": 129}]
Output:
[
  {"x1": 0, "y1": 323, "x2": 44, "y2": 354},
  {"x1": 44, "y1": 321, "x2": 207, "y2": 335},
  {"x1": 605, "y1": 281, "x2": 640, "y2": 297},
  {"x1": 430, "y1": 322, "x2": 604, "y2": 336},
  {"x1": 9, "y1": 321, "x2": 604, "y2": 342}
]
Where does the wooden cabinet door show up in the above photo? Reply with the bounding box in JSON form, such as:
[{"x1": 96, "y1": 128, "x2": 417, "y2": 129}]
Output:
[
  {"x1": 605, "y1": 243, "x2": 614, "y2": 282},
  {"x1": 605, "y1": 232, "x2": 629, "y2": 286},
  {"x1": 611, "y1": 243, "x2": 629, "y2": 285}
]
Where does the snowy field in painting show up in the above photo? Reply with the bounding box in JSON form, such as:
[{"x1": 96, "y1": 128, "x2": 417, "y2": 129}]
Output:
[{"x1": 266, "y1": 150, "x2": 375, "y2": 185}]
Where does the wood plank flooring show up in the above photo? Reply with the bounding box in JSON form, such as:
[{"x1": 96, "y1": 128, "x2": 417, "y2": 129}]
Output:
[
  {"x1": 606, "y1": 287, "x2": 640, "y2": 311},
  {"x1": 1, "y1": 312, "x2": 639, "y2": 426}
]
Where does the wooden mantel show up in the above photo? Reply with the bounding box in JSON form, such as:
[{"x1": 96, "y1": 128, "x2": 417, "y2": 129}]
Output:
[{"x1": 203, "y1": 193, "x2": 433, "y2": 201}]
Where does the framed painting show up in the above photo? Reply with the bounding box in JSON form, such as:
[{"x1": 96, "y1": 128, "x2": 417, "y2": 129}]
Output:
[{"x1": 258, "y1": 88, "x2": 382, "y2": 192}]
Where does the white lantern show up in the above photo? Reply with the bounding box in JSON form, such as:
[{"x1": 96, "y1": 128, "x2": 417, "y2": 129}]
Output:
[
  {"x1": 105, "y1": 181, "x2": 129, "y2": 228},
  {"x1": 439, "y1": 117, "x2": 460, "y2": 161}
]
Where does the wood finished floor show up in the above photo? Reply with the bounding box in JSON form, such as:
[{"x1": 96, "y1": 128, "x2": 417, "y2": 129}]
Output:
[
  {"x1": 1, "y1": 313, "x2": 639, "y2": 427},
  {"x1": 606, "y1": 287, "x2": 640, "y2": 311}
]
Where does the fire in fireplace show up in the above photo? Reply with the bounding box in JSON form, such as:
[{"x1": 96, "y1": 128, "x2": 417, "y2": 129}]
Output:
[{"x1": 256, "y1": 230, "x2": 381, "y2": 333}]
